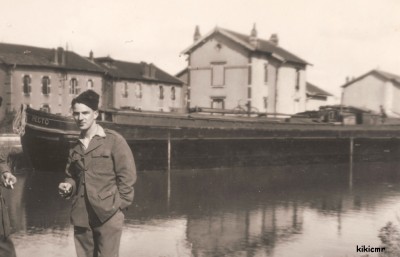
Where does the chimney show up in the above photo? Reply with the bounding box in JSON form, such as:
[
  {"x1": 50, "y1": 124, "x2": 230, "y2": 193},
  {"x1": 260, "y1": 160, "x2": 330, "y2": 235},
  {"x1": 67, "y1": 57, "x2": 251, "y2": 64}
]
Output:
[
  {"x1": 249, "y1": 23, "x2": 258, "y2": 47},
  {"x1": 56, "y1": 47, "x2": 65, "y2": 65},
  {"x1": 89, "y1": 50, "x2": 94, "y2": 61},
  {"x1": 345, "y1": 76, "x2": 350, "y2": 83},
  {"x1": 194, "y1": 25, "x2": 201, "y2": 42},
  {"x1": 53, "y1": 48, "x2": 58, "y2": 64},
  {"x1": 269, "y1": 33, "x2": 279, "y2": 46},
  {"x1": 149, "y1": 64, "x2": 156, "y2": 78},
  {"x1": 141, "y1": 62, "x2": 150, "y2": 77}
]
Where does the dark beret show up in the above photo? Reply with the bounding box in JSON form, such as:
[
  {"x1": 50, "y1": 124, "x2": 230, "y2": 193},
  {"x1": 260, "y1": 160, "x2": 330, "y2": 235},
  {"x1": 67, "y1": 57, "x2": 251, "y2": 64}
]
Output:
[{"x1": 71, "y1": 90, "x2": 99, "y2": 110}]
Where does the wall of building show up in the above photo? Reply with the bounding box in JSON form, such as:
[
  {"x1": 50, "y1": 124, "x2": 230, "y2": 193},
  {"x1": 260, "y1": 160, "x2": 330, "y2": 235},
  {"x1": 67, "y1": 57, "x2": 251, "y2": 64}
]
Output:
[
  {"x1": 175, "y1": 73, "x2": 188, "y2": 111},
  {"x1": 189, "y1": 34, "x2": 250, "y2": 110},
  {"x1": 58, "y1": 72, "x2": 103, "y2": 116},
  {"x1": 306, "y1": 97, "x2": 325, "y2": 111},
  {"x1": 342, "y1": 75, "x2": 385, "y2": 113},
  {"x1": 266, "y1": 61, "x2": 278, "y2": 114},
  {"x1": 390, "y1": 82, "x2": 400, "y2": 116},
  {"x1": 188, "y1": 33, "x2": 306, "y2": 116},
  {"x1": 9, "y1": 68, "x2": 102, "y2": 117},
  {"x1": 112, "y1": 81, "x2": 183, "y2": 112},
  {"x1": 250, "y1": 55, "x2": 268, "y2": 112},
  {"x1": 306, "y1": 95, "x2": 338, "y2": 111},
  {"x1": 275, "y1": 65, "x2": 306, "y2": 115}
]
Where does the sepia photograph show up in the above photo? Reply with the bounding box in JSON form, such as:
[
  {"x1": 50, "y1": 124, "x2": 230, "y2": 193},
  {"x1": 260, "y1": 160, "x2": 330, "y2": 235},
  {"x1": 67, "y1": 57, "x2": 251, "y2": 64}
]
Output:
[{"x1": 0, "y1": 0, "x2": 400, "y2": 256}]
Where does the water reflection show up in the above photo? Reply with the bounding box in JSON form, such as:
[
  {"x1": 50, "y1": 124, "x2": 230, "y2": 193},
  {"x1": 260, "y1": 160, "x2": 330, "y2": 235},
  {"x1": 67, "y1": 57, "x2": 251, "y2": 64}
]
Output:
[{"x1": 5, "y1": 161, "x2": 400, "y2": 256}]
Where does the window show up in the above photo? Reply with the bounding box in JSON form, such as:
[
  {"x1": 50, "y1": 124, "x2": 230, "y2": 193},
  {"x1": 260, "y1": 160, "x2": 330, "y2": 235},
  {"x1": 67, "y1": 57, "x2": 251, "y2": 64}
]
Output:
[
  {"x1": 211, "y1": 98, "x2": 225, "y2": 109},
  {"x1": 40, "y1": 104, "x2": 50, "y2": 113},
  {"x1": 264, "y1": 64, "x2": 268, "y2": 84},
  {"x1": 135, "y1": 83, "x2": 142, "y2": 98},
  {"x1": 87, "y1": 79, "x2": 94, "y2": 89},
  {"x1": 159, "y1": 85, "x2": 164, "y2": 100},
  {"x1": 171, "y1": 87, "x2": 176, "y2": 101},
  {"x1": 122, "y1": 82, "x2": 128, "y2": 98},
  {"x1": 42, "y1": 76, "x2": 51, "y2": 95},
  {"x1": 22, "y1": 75, "x2": 31, "y2": 95},
  {"x1": 263, "y1": 97, "x2": 268, "y2": 109},
  {"x1": 295, "y1": 69, "x2": 300, "y2": 91},
  {"x1": 70, "y1": 78, "x2": 79, "y2": 95}
]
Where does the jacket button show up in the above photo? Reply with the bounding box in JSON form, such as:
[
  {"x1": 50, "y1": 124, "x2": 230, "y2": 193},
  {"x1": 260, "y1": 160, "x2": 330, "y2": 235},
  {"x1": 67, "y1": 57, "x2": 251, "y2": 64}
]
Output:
[{"x1": 81, "y1": 193, "x2": 84, "y2": 197}]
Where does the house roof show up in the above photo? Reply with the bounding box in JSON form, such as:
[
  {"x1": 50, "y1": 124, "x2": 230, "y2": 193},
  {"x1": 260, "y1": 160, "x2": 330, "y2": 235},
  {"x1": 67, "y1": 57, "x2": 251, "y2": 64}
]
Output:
[
  {"x1": 175, "y1": 67, "x2": 188, "y2": 79},
  {"x1": 94, "y1": 57, "x2": 183, "y2": 85},
  {"x1": 182, "y1": 27, "x2": 309, "y2": 65},
  {"x1": 341, "y1": 69, "x2": 400, "y2": 88},
  {"x1": 0, "y1": 42, "x2": 104, "y2": 73},
  {"x1": 306, "y1": 82, "x2": 333, "y2": 96}
]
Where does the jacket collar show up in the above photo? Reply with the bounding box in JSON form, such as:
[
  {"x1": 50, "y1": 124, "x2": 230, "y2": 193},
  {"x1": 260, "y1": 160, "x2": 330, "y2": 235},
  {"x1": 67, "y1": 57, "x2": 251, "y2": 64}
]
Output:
[{"x1": 73, "y1": 125, "x2": 106, "y2": 155}]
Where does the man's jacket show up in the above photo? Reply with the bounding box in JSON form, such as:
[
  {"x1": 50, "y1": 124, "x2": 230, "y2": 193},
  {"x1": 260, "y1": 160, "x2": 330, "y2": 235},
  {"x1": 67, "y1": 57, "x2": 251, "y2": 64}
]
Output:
[
  {"x1": 65, "y1": 127, "x2": 136, "y2": 227},
  {"x1": 0, "y1": 152, "x2": 11, "y2": 237}
]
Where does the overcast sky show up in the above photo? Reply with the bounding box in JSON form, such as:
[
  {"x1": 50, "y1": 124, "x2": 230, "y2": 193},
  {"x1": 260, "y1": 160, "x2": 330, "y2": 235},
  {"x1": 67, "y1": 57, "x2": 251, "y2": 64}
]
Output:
[{"x1": 1, "y1": 0, "x2": 399, "y2": 97}]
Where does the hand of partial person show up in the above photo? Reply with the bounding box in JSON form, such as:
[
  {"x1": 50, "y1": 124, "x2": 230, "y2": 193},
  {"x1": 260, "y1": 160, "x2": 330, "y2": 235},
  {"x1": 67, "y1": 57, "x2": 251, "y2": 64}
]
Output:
[
  {"x1": 58, "y1": 182, "x2": 72, "y2": 198},
  {"x1": 2, "y1": 172, "x2": 17, "y2": 189}
]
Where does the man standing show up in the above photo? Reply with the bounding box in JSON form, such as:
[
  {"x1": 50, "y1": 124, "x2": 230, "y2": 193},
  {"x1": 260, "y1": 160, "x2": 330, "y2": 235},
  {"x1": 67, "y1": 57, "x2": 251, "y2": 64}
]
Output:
[{"x1": 58, "y1": 90, "x2": 136, "y2": 257}]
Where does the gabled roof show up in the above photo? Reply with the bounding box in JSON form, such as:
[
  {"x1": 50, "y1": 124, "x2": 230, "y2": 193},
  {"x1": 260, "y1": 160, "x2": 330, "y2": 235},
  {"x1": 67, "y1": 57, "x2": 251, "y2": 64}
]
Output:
[
  {"x1": 306, "y1": 82, "x2": 333, "y2": 96},
  {"x1": 94, "y1": 57, "x2": 183, "y2": 85},
  {"x1": 0, "y1": 42, "x2": 104, "y2": 73},
  {"x1": 182, "y1": 27, "x2": 309, "y2": 65},
  {"x1": 175, "y1": 67, "x2": 188, "y2": 78},
  {"x1": 341, "y1": 69, "x2": 400, "y2": 88}
]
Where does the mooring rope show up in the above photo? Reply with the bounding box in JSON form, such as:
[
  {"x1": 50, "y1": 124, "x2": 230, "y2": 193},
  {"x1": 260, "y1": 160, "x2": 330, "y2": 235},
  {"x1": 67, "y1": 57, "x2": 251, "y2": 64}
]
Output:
[{"x1": 12, "y1": 104, "x2": 27, "y2": 136}]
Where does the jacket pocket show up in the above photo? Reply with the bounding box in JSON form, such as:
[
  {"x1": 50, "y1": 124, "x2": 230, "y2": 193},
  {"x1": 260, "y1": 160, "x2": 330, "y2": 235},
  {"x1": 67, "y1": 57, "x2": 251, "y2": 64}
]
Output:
[
  {"x1": 92, "y1": 149, "x2": 111, "y2": 158},
  {"x1": 92, "y1": 149, "x2": 113, "y2": 172},
  {"x1": 98, "y1": 190, "x2": 114, "y2": 200}
]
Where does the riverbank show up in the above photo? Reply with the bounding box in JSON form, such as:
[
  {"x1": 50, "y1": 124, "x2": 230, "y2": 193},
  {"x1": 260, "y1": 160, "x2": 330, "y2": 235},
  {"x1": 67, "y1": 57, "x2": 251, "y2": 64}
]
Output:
[
  {"x1": 0, "y1": 134, "x2": 21, "y2": 148},
  {"x1": 0, "y1": 134, "x2": 28, "y2": 171}
]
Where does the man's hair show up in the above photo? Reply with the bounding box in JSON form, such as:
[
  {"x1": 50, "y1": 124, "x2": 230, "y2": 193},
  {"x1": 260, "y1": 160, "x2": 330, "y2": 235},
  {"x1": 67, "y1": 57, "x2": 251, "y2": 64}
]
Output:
[{"x1": 71, "y1": 90, "x2": 99, "y2": 110}]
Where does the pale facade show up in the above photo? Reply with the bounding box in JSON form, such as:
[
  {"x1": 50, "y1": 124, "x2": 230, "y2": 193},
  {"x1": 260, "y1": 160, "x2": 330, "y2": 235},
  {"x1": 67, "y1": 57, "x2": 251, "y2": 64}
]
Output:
[
  {"x1": 306, "y1": 96, "x2": 336, "y2": 111},
  {"x1": 0, "y1": 43, "x2": 185, "y2": 125},
  {"x1": 109, "y1": 81, "x2": 182, "y2": 112},
  {"x1": 7, "y1": 69, "x2": 102, "y2": 116},
  {"x1": 0, "y1": 44, "x2": 104, "y2": 123},
  {"x1": 95, "y1": 58, "x2": 184, "y2": 113},
  {"x1": 305, "y1": 82, "x2": 336, "y2": 111},
  {"x1": 181, "y1": 26, "x2": 309, "y2": 116},
  {"x1": 342, "y1": 70, "x2": 400, "y2": 117}
]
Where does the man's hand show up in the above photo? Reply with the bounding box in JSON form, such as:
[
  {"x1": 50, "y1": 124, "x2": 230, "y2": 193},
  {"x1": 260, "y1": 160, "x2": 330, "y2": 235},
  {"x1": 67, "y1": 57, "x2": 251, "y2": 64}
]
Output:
[
  {"x1": 2, "y1": 172, "x2": 17, "y2": 189},
  {"x1": 58, "y1": 182, "x2": 72, "y2": 198}
]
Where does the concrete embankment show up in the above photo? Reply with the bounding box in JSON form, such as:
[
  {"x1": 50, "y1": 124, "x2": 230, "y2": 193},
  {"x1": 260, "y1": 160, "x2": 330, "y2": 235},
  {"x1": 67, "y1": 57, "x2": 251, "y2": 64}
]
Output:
[{"x1": 0, "y1": 134, "x2": 21, "y2": 148}]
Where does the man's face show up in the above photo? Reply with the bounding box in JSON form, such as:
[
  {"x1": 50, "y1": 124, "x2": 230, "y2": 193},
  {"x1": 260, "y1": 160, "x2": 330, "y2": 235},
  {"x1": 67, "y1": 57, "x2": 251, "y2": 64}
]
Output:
[{"x1": 72, "y1": 103, "x2": 98, "y2": 131}]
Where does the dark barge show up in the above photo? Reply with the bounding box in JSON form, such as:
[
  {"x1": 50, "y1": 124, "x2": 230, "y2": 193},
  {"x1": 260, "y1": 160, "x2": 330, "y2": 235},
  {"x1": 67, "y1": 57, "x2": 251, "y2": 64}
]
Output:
[{"x1": 14, "y1": 105, "x2": 400, "y2": 171}]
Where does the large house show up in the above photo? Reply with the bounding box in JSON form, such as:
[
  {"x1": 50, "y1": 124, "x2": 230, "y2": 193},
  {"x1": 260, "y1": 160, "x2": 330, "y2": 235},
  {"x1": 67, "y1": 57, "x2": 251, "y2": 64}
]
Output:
[
  {"x1": 341, "y1": 69, "x2": 400, "y2": 117},
  {"x1": 0, "y1": 42, "x2": 184, "y2": 123},
  {"x1": 180, "y1": 25, "x2": 310, "y2": 116},
  {"x1": 0, "y1": 43, "x2": 104, "y2": 122},
  {"x1": 93, "y1": 55, "x2": 184, "y2": 112}
]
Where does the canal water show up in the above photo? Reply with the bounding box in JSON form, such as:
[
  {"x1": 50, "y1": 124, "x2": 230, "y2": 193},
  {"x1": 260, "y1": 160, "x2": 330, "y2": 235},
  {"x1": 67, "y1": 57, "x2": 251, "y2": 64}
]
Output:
[{"x1": 4, "y1": 158, "x2": 400, "y2": 257}]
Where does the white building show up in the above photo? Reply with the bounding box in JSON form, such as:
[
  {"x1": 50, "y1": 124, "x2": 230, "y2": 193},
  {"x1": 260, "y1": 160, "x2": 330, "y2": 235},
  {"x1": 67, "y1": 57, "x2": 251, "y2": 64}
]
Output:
[
  {"x1": 342, "y1": 69, "x2": 400, "y2": 117},
  {"x1": 181, "y1": 25, "x2": 310, "y2": 116},
  {"x1": 306, "y1": 82, "x2": 336, "y2": 111}
]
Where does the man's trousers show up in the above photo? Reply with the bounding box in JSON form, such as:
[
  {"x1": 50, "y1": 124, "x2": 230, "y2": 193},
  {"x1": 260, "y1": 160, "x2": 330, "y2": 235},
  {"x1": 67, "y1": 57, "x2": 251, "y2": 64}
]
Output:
[{"x1": 74, "y1": 210, "x2": 124, "y2": 257}]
